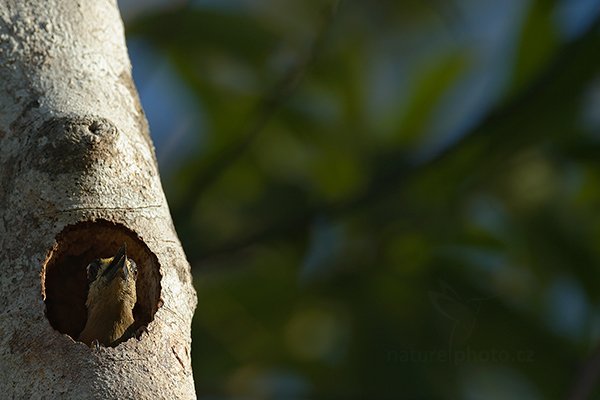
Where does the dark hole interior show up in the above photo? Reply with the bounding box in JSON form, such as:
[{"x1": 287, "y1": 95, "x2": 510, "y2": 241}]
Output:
[{"x1": 42, "y1": 220, "x2": 161, "y2": 345}]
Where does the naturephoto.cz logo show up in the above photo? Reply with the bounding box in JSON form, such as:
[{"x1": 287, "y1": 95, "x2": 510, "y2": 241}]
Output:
[{"x1": 386, "y1": 281, "x2": 534, "y2": 365}]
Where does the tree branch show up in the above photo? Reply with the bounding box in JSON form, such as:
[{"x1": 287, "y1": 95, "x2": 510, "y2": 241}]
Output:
[{"x1": 173, "y1": 0, "x2": 341, "y2": 222}]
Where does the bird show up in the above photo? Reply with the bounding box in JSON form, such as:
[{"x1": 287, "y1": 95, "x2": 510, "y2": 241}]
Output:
[{"x1": 78, "y1": 244, "x2": 138, "y2": 347}]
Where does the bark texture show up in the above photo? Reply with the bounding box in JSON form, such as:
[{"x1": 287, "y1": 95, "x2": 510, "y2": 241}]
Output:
[{"x1": 0, "y1": 0, "x2": 197, "y2": 398}]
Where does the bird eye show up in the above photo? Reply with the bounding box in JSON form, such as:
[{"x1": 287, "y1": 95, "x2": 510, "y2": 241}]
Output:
[
  {"x1": 87, "y1": 260, "x2": 102, "y2": 283},
  {"x1": 129, "y1": 259, "x2": 138, "y2": 279}
]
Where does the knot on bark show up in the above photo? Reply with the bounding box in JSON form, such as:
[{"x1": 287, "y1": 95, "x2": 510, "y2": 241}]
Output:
[{"x1": 32, "y1": 115, "x2": 118, "y2": 173}]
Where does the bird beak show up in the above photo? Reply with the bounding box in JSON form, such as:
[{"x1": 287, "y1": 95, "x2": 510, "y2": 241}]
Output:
[{"x1": 102, "y1": 244, "x2": 127, "y2": 282}]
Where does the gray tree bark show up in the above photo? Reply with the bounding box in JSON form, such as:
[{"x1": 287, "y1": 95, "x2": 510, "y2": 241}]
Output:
[{"x1": 0, "y1": 1, "x2": 197, "y2": 398}]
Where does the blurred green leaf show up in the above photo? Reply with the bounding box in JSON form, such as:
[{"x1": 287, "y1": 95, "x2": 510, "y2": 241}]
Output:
[
  {"x1": 508, "y1": 1, "x2": 559, "y2": 94},
  {"x1": 397, "y1": 51, "x2": 470, "y2": 145}
]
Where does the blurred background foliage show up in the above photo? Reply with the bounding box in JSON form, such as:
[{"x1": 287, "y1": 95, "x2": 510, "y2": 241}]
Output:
[{"x1": 119, "y1": 0, "x2": 600, "y2": 398}]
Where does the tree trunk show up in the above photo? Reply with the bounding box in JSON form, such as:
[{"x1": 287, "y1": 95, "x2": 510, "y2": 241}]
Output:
[{"x1": 0, "y1": 1, "x2": 197, "y2": 398}]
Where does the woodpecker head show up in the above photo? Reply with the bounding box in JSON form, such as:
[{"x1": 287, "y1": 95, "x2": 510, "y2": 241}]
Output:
[
  {"x1": 86, "y1": 244, "x2": 137, "y2": 288},
  {"x1": 79, "y1": 244, "x2": 138, "y2": 347}
]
